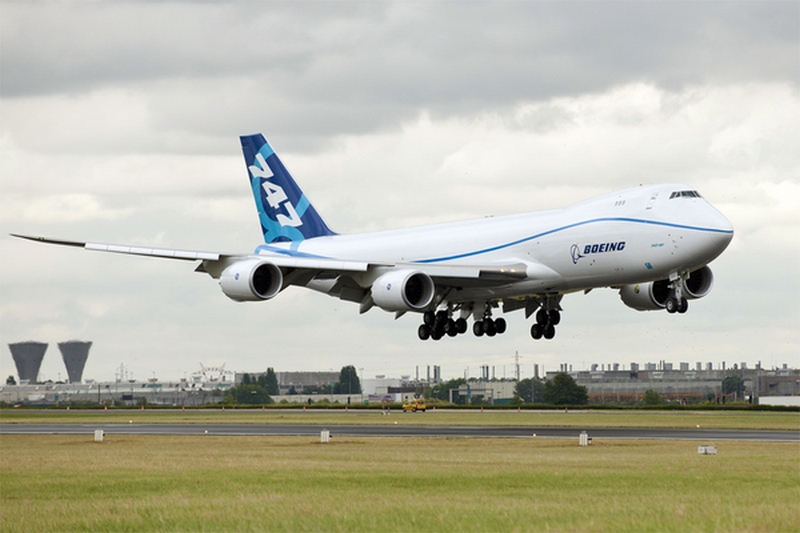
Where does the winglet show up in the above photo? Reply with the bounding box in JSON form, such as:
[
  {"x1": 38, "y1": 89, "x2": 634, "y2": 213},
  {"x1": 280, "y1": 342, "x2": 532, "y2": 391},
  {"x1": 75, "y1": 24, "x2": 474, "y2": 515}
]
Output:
[{"x1": 10, "y1": 233, "x2": 86, "y2": 248}]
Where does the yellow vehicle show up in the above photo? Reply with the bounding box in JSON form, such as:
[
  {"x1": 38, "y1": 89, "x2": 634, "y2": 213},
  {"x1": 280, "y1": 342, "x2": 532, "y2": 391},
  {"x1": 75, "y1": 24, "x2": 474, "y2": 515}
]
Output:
[{"x1": 402, "y1": 398, "x2": 426, "y2": 412}]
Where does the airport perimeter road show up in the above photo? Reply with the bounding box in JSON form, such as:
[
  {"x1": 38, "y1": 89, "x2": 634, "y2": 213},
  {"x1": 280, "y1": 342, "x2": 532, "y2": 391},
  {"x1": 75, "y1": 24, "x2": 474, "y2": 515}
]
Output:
[{"x1": 1, "y1": 424, "x2": 798, "y2": 442}]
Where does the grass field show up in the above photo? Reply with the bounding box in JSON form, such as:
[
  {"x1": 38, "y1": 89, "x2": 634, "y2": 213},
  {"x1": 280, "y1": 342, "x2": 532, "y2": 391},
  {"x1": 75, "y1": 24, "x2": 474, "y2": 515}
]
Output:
[
  {"x1": 1, "y1": 408, "x2": 798, "y2": 430},
  {"x1": 1, "y1": 433, "x2": 798, "y2": 532}
]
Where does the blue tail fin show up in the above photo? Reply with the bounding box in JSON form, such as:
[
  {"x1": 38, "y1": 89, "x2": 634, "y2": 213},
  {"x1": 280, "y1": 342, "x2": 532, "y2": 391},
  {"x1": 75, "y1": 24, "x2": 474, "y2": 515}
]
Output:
[{"x1": 240, "y1": 134, "x2": 336, "y2": 244}]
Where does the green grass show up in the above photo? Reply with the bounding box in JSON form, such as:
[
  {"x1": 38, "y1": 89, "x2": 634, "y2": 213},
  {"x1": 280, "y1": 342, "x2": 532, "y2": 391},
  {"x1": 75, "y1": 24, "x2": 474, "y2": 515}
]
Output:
[
  {"x1": 1, "y1": 434, "x2": 798, "y2": 532},
  {"x1": 1, "y1": 408, "x2": 798, "y2": 430}
]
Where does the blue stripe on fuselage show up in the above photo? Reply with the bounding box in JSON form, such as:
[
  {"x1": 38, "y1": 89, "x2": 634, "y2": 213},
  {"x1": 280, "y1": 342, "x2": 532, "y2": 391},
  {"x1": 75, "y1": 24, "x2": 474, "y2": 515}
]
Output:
[
  {"x1": 416, "y1": 217, "x2": 732, "y2": 263},
  {"x1": 254, "y1": 217, "x2": 733, "y2": 263}
]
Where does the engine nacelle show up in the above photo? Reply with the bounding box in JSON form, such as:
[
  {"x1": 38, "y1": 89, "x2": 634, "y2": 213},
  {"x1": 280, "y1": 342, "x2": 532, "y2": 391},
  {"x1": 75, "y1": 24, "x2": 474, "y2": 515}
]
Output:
[
  {"x1": 619, "y1": 266, "x2": 714, "y2": 311},
  {"x1": 682, "y1": 265, "x2": 714, "y2": 300},
  {"x1": 371, "y1": 270, "x2": 435, "y2": 312},
  {"x1": 619, "y1": 279, "x2": 670, "y2": 311},
  {"x1": 219, "y1": 259, "x2": 283, "y2": 302}
]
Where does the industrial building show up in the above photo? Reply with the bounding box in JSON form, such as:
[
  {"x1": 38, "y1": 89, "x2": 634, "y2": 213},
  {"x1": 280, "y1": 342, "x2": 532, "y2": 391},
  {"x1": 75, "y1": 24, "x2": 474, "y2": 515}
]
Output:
[
  {"x1": 234, "y1": 371, "x2": 340, "y2": 394},
  {"x1": 2, "y1": 349, "x2": 797, "y2": 406},
  {"x1": 547, "y1": 362, "x2": 798, "y2": 403}
]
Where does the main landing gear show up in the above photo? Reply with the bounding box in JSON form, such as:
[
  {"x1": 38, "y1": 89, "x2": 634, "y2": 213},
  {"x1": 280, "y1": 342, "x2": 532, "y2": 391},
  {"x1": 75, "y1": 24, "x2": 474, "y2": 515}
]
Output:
[
  {"x1": 417, "y1": 310, "x2": 507, "y2": 341},
  {"x1": 473, "y1": 316, "x2": 507, "y2": 337},
  {"x1": 665, "y1": 296, "x2": 688, "y2": 314},
  {"x1": 530, "y1": 308, "x2": 560, "y2": 340}
]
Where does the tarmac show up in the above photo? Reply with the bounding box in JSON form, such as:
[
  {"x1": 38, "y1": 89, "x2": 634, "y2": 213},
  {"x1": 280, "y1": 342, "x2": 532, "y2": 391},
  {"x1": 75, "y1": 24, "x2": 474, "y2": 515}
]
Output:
[{"x1": 1, "y1": 423, "x2": 797, "y2": 441}]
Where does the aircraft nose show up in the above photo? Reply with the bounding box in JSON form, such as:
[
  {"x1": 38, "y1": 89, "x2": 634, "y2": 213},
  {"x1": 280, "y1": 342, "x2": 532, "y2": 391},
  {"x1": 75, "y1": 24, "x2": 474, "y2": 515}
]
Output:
[{"x1": 706, "y1": 208, "x2": 734, "y2": 255}]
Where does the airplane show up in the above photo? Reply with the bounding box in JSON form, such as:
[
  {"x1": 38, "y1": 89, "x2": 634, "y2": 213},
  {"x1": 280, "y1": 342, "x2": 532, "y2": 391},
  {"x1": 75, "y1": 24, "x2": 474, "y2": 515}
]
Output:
[{"x1": 12, "y1": 133, "x2": 734, "y2": 341}]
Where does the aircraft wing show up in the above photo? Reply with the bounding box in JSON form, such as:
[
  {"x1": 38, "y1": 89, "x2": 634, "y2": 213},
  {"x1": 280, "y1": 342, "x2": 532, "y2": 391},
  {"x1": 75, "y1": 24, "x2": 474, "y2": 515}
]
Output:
[
  {"x1": 11, "y1": 234, "x2": 223, "y2": 261},
  {"x1": 10, "y1": 233, "x2": 552, "y2": 301},
  {"x1": 9, "y1": 233, "x2": 370, "y2": 274},
  {"x1": 404, "y1": 262, "x2": 531, "y2": 285}
]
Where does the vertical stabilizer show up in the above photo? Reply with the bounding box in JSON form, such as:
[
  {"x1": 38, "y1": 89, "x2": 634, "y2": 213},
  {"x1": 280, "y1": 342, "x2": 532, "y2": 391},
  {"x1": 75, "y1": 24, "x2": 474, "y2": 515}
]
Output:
[{"x1": 240, "y1": 134, "x2": 336, "y2": 244}]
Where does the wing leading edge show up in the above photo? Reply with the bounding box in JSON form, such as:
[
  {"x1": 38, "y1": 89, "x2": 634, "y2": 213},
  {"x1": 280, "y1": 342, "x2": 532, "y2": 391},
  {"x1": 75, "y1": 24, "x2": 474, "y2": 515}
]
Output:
[{"x1": 9, "y1": 233, "x2": 539, "y2": 285}]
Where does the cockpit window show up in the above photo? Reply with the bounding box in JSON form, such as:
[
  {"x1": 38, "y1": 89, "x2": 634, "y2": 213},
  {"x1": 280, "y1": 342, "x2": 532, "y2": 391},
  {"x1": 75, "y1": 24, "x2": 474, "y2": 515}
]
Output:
[{"x1": 669, "y1": 190, "x2": 702, "y2": 199}]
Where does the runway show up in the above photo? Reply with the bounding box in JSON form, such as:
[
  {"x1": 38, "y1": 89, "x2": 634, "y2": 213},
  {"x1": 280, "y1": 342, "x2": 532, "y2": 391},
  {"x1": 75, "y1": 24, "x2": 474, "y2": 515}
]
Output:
[{"x1": 1, "y1": 423, "x2": 797, "y2": 442}]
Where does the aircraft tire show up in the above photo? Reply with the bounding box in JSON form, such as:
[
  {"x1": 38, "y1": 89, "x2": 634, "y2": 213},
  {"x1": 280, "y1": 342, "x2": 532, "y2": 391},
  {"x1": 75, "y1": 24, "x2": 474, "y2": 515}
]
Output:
[
  {"x1": 473, "y1": 321, "x2": 485, "y2": 337},
  {"x1": 418, "y1": 324, "x2": 431, "y2": 340},
  {"x1": 485, "y1": 319, "x2": 497, "y2": 337},
  {"x1": 531, "y1": 323, "x2": 543, "y2": 339},
  {"x1": 543, "y1": 323, "x2": 556, "y2": 339},
  {"x1": 536, "y1": 309, "x2": 549, "y2": 325},
  {"x1": 666, "y1": 297, "x2": 678, "y2": 314},
  {"x1": 455, "y1": 318, "x2": 468, "y2": 334},
  {"x1": 495, "y1": 318, "x2": 507, "y2": 334},
  {"x1": 548, "y1": 310, "x2": 561, "y2": 325},
  {"x1": 678, "y1": 298, "x2": 689, "y2": 314},
  {"x1": 423, "y1": 311, "x2": 435, "y2": 327}
]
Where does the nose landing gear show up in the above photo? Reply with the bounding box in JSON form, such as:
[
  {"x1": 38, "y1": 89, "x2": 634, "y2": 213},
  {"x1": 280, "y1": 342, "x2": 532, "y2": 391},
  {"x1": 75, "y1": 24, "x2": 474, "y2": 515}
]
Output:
[{"x1": 665, "y1": 274, "x2": 689, "y2": 314}]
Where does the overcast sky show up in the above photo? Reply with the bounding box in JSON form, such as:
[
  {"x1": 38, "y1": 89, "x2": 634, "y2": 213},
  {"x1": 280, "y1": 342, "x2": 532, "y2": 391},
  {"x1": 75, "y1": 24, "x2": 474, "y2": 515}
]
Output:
[{"x1": 1, "y1": 1, "x2": 798, "y2": 384}]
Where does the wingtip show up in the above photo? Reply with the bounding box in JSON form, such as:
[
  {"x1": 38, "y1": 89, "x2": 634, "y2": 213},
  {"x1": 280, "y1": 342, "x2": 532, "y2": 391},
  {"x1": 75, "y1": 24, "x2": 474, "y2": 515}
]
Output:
[{"x1": 9, "y1": 234, "x2": 87, "y2": 247}]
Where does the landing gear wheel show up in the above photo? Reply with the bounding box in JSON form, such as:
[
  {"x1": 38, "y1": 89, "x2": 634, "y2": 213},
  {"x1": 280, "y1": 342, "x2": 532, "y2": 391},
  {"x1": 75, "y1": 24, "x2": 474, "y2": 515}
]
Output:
[
  {"x1": 543, "y1": 323, "x2": 556, "y2": 340},
  {"x1": 431, "y1": 329, "x2": 443, "y2": 340},
  {"x1": 677, "y1": 298, "x2": 689, "y2": 314},
  {"x1": 548, "y1": 309, "x2": 561, "y2": 326},
  {"x1": 666, "y1": 297, "x2": 678, "y2": 314},
  {"x1": 473, "y1": 321, "x2": 485, "y2": 337},
  {"x1": 484, "y1": 319, "x2": 497, "y2": 337},
  {"x1": 423, "y1": 311, "x2": 435, "y2": 327},
  {"x1": 455, "y1": 318, "x2": 468, "y2": 334},
  {"x1": 536, "y1": 309, "x2": 549, "y2": 325},
  {"x1": 494, "y1": 318, "x2": 507, "y2": 334},
  {"x1": 531, "y1": 323, "x2": 543, "y2": 340},
  {"x1": 418, "y1": 324, "x2": 431, "y2": 340},
  {"x1": 446, "y1": 319, "x2": 458, "y2": 337}
]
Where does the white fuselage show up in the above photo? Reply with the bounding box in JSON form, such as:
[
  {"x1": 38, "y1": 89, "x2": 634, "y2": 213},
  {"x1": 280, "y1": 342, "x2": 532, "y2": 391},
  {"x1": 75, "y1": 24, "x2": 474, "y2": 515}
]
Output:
[{"x1": 260, "y1": 183, "x2": 733, "y2": 301}]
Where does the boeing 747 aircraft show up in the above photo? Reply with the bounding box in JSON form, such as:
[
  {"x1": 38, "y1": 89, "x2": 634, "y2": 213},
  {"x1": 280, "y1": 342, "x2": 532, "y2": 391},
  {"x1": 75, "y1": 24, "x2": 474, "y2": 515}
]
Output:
[{"x1": 13, "y1": 134, "x2": 734, "y2": 341}]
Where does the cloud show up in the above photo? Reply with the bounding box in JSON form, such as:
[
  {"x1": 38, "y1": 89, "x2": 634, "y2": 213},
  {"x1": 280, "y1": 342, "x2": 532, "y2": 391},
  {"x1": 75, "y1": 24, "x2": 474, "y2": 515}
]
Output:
[
  {"x1": 1, "y1": 1, "x2": 798, "y2": 382},
  {"x1": 3, "y1": 2, "x2": 796, "y2": 142}
]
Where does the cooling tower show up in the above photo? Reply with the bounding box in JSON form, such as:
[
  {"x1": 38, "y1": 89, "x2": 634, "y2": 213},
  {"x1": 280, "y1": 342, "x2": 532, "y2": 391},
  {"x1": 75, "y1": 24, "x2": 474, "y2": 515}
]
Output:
[
  {"x1": 58, "y1": 341, "x2": 92, "y2": 384},
  {"x1": 8, "y1": 342, "x2": 48, "y2": 383}
]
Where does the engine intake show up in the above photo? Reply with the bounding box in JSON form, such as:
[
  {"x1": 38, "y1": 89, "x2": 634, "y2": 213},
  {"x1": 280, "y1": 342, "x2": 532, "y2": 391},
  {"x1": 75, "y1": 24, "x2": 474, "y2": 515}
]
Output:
[
  {"x1": 219, "y1": 259, "x2": 283, "y2": 302},
  {"x1": 371, "y1": 270, "x2": 435, "y2": 312},
  {"x1": 682, "y1": 265, "x2": 714, "y2": 299}
]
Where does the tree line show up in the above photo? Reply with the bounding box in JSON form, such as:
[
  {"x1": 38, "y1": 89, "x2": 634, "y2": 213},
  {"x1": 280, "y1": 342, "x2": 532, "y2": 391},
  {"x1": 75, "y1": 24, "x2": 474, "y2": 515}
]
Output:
[
  {"x1": 225, "y1": 366, "x2": 362, "y2": 405},
  {"x1": 426, "y1": 373, "x2": 588, "y2": 406}
]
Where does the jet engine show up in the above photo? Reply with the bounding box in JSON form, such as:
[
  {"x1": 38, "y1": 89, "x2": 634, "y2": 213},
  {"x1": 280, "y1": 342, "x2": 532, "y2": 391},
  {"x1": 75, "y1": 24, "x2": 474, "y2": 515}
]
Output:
[
  {"x1": 619, "y1": 266, "x2": 714, "y2": 311},
  {"x1": 681, "y1": 265, "x2": 714, "y2": 299},
  {"x1": 371, "y1": 270, "x2": 435, "y2": 312},
  {"x1": 219, "y1": 259, "x2": 283, "y2": 302}
]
